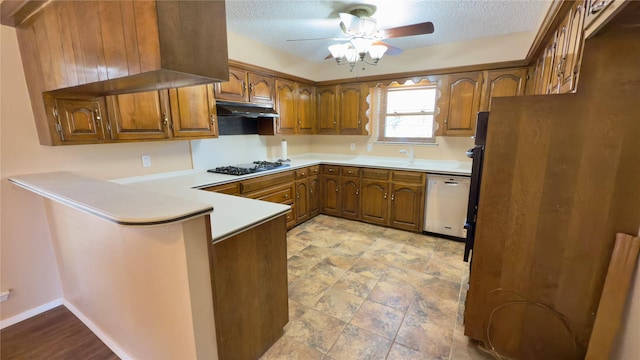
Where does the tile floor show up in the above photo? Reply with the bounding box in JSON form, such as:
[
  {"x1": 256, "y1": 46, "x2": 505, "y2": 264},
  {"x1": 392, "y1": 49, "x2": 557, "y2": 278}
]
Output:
[{"x1": 260, "y1": 215, "x2": 492, "y2": 360}]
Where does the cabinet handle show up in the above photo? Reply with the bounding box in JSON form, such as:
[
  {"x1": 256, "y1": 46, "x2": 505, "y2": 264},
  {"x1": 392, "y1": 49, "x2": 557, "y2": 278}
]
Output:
[
  {"x1": 335, "y1": 187, "x2": 339, "y2": 193},
  {"x1": 328, "y1": 169, "x2": 334, "y2": 172},
  {"x1": 283, "y1": 193, "x2": 289, "y2": 199},
  {"x1": 296, "y1": 193, "x2": 300, "y2": 199},
  {"x1": 300, "y1": 172, "x2": 305, "y2": 176},
  {"x1": 210, "y1": 114, "x2": 215, "y2": 125},
  {"x1": 355, "y1": 189, "x2": 359, "y2": 195},
  {"x1": 94, "y1": 109, "x2": 101, "y2": 121},
  {"x1": 162, "y1": 111, "x2": 168, "y2": 126},
  {"x1": 242, "y1": 81, "x2": 247, "y2": 95},
  {"x1": 348, "y1": 170, "x2": 354, "y2": 174},
  {"x1": 310, "y1": 189, "x2": 314, "y2": 194},
  {"x1": 444, "y1": 117, "x2": 448, "y2": 125},
  {"x1": 249, "y1": 83, "x2": 254, "y2": 95},
  {"x1": 391, "y1": 193, "x2": 395, "y2": 201},
  {"x1": 384, "y1": 193, "x2": 387, "y2": 199}
]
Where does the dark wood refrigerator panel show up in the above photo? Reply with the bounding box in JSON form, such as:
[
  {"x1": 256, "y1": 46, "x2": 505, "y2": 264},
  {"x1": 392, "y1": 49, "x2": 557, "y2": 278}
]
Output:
[{"x1": 464, "y1": 6, "x2": 640, "y2": 359}]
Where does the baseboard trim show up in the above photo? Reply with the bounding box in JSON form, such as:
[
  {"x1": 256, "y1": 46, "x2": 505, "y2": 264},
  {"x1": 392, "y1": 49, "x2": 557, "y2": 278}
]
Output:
[
  {"x1": 63, "y1": 300, "x2": 132, "y2": 360},
  {"x1": 0, "y1": 298, "x2": 63, "y2": 329}
]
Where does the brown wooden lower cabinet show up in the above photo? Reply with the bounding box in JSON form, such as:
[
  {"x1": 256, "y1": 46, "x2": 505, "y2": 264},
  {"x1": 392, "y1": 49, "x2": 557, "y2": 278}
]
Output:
[
  {"x1": 309, "y1": 175, "x2": 320, "y2": 217},
  {"x1": 208, "y1": 215, "x2": 288, "y2": 360}
]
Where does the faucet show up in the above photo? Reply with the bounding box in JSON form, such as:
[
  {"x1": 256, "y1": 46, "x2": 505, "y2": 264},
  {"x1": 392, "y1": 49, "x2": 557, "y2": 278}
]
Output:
[{"x1": 399, "y1": 145, "x2": 415, "y2": 164}]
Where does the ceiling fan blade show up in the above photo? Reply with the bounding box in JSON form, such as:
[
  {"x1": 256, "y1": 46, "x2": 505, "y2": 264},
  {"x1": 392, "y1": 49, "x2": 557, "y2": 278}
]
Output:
[
  {"x1": 374, "y1": 41, "x2": 403, "y2": 56},
  {"x1": 380, "y1": 22, "x2": 434, "y2": 39},
  {"x1": 287, "y1": 37, "x2": 347, "y2": 42}
]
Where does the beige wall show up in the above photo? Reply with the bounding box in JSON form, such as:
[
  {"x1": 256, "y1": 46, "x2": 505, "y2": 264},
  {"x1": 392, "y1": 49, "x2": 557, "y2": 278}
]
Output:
[
  {"x1": 45, "y1": 201, "x2": 215, "y2": 359},
  {"x1": 0, "y1": 26, "x2": 194, "y2": 321}
]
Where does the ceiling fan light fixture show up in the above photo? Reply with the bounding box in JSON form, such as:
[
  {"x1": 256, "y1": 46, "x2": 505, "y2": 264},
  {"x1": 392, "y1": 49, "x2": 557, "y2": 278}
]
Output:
[
  {"x1": 351, "y1": 38, "x2": 374, "y2": 54},
  {"x1": 368, "y1": 44, "x2": 387, "y2": 62},
  {"x1": 329, "y1": 43, "x2": 347, "y2": 61}
]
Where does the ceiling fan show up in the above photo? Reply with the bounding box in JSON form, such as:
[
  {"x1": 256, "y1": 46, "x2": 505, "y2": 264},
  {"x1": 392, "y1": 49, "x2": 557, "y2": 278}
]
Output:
[{"x1": 288, "y1": 4, "x2": 434, "y2": 67}]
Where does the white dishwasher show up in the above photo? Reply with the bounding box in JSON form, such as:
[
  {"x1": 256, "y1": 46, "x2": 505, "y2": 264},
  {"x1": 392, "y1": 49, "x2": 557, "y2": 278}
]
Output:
[{"x1": 424, "y1": 175, "x2": 470, "y2": 238}]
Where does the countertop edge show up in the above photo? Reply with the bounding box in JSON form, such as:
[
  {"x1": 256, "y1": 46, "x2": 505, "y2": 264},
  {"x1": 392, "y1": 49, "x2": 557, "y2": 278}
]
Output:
[{"x1": 9, "y1": 173, "x2": 213, "y2": 226}]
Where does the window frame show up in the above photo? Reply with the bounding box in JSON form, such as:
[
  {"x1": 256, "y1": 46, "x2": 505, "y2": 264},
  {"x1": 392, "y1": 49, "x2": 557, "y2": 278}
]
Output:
[{"x1": 377, "y1": 82, "x2": 438, "y2": 144}]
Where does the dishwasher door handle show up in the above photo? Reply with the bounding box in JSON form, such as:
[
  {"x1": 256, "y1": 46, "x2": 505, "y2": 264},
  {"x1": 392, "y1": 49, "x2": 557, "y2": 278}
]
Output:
[{"x1": 444, "y1": 181, "x2": 459, "y2": 185}]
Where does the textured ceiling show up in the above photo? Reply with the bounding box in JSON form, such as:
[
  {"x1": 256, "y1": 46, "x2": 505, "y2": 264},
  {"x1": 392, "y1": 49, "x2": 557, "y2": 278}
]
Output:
[{"x1": 226, "y1": 0, "x2": 552, "y2": 63}]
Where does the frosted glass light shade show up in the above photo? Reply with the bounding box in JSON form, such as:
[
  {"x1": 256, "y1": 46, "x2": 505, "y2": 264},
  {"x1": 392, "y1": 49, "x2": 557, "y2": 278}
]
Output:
[
  {"x1": 368, "y1": 44, "x2": 387, "y2": 60},
  {"x1": 328, "y1": 44, "x2": 347, "y2": 59}
]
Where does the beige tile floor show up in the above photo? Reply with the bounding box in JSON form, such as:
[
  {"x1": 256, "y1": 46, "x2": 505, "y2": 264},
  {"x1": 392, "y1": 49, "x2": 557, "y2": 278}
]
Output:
[{"x1": 260, "y1": 215, "x2": 493, "y2": 360}]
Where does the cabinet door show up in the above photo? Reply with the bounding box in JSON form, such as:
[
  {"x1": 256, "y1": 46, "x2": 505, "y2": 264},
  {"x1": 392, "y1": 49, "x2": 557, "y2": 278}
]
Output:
[
  {"x1": 321, "y1": 174, "x2": 340, "y2": 215},
  {"x1": 169, "y1": 84, "x2": 218, "y2": 138},
  {"x1": 340, "y1": 177, "x2": 361, "y2": 220},
  {"x1": 295, "y1": 180, "x2": 309, "y2": 224},
  {"x1": 540, "y1": 36, "x2": 558, "y2": 94},
  {"x1": 560, "y1": 0, "x2": 586, "y2": 93},
  {"x1": 309, "y1": 175, "x2": 320, "y2": 217},
  {"x1": 107, "y1": 90, "x2": 170, "y2": 140},
  {"x1": 389, "y1": 183, "x2": 424, "y2": 232},
  {"x1": 481, "y1": 69, "x2": 528, "y2": 111},
  {"x1": 214, "y1": 67, "x2": 248, "y2": 102},
  {"x1": 549, "y1": 16, "x2": 570, "y2": 94},
  {"x1": 297, "y1": 84, "x2": 316, "y2": 134},
  {"x1": 338, "y1": 84, "x2": 367, "y2": 135},
  {"x1": 361, "y1": 179, "x2": 389, "y2": 226},
  {"x1": 275, "y1": 79, "x2": 297, "y2": 134},
  {"x1": 317, "y1": 86, "x2": 337, "y2": 134},
  {"x1": 442, "y1": 72, "x2": 483, "y2": 136},
  {"x1": 248, "y1": 73, "x2": 274, "y2": 105},
  {"x1": 54, "y1": 98, "x2": 106, "y2": 143}
]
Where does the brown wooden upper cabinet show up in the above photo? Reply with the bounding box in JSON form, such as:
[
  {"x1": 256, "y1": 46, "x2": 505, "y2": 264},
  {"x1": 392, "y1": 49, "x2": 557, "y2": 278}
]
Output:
[
  {"x1": 274, "y1": 80, "x2": 317, "y2": 135},
  {"x1": 528, "y1": 0, "x2": 587, "y2": 95},
  {"x1": 49, "y1": 97, "x2": 108, "y2": 144},
  {"x1": 168, "y1": 84, "x2": 218, "y2": 139},
  {"x1": 480, "y1": 68, "x2": 528, "y2": 111},
  {"x1": 338, "y1": 84, "x2": 369, "y2": 135},
  {"x1": 297, "y1": 84, "x2": 317, "y2": 134},
  {"x1": 440, "y1": 72, "x2": 484, "y2": 136},
  {"x1": 317, "y1": 86, "x2": 338, "y2": 134},
  {"x1": 215, "y1": 67, "x2": 274, "y2": 105},
  {"x1": 275, "y1": 79, "x2": 297, "y2": 135},
  {"x1": 2, "y1": 0, "x2": 228, "y2": 145},
  {"x1": 107, "y1": 90, "x2": 171, "y2": 140},
  {"x1": 316, "y1": 84, "x2": 369, "y2": 135},
  {"x1": 47, "y1": 84, "x2": 218, "y2": 144}
]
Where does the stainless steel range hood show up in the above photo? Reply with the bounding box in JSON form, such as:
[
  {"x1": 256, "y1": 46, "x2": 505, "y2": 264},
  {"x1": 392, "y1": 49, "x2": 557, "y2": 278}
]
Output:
[{"x1": 216, "y1": 101, "x2": 279, "y2": 118}]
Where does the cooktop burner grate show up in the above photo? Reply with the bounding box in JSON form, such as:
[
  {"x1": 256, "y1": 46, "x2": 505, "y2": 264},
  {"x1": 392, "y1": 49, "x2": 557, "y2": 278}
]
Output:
[{"x1": 207, "y1": 161, "x2": 290, "y2": 176}]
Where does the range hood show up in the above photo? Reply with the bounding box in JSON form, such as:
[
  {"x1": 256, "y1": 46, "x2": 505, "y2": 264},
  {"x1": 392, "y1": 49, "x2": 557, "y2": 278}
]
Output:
[{"x1": 216, "y1": 101, "x2": 279, "y2": 118}]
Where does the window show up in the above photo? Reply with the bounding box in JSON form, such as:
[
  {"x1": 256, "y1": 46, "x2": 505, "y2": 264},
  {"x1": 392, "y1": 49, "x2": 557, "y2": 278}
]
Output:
[{"x1": 378, "y1": 84, "x2": 437, "y2": 143}]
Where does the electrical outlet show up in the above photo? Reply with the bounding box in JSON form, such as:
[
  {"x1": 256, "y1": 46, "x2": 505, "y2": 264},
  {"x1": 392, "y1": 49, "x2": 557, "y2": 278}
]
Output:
[
  {"x1": 1, "y1": 291, "x2": 10, "y2": 302},
  {"x1": 367, "y1": 143, "x2": 373, "y2": 152},
  {"x1": 349, "y1": 143, "x2": 355, "y2": 151},
  {"x1": 141, "y1": 155, "x2": 151, "y2": 167}
]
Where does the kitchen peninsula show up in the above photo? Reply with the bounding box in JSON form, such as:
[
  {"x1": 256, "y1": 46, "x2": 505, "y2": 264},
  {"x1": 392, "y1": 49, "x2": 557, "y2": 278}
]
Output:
[{"x1": 8, "y1": 154, "x2": 469, "y2": 359}]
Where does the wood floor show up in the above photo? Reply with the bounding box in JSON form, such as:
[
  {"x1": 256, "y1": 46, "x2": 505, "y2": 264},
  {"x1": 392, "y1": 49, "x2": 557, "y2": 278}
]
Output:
[{"x1": 1, "y1": 306, "x2": 118, "y2": 360}]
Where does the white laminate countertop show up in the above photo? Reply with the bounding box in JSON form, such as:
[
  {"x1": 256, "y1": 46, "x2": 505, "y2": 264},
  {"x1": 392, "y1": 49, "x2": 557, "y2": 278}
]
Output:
[
  {"x1": 8, "y1": 172, "x2": 214, "y2": 226},
  {"x1": 10, "y1": 154, "x2": 470, "y2": 242}
]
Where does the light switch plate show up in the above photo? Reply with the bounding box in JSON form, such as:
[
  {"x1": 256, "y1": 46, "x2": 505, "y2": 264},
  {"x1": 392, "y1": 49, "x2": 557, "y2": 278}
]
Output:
[
  {"x1": 350, "y1": 143, "x2": 355, "y2": 151},
  {"x1": 142, "y1": 155, "x2": 151, "y2": 167}
]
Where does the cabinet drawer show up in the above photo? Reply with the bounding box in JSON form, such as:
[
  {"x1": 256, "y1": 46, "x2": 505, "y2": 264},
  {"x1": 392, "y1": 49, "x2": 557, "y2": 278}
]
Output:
[
  {"x1": 201, "y1": 182, "x2": 240, "y2": 195},
  {"x1": 295, "y1": 168, "x2": 309, "y2": 180},
  {"x1": 285, "y1": 207, "x2": 295, "y2": 227},
  {"x1": 322, "y1": 165, "x2": 340, "y2": 175},
  {"x1": 341, "y1": 167, "x2": 361, "y2": 177},
  {"x1": 309, "y1": 165, "x2": 320, "y2": 176},
  {"x1": 362, "y1": 168, "x2": 390, "y2": 180},
  {"x1": 392, "y1": 171, "x2": 425, "y2": 184},
  {"x1": 247, "y1": 184, "x2": 293, "y2": 203},
  {"x1": 240, "y1": 171, "x2": 293, "y2": 194}
]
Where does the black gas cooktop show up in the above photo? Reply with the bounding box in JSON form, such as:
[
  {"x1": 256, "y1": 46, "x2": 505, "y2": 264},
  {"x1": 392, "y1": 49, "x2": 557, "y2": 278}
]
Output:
[{"x1": 207, "y1": 161, "x2": 290, "y2": 176}]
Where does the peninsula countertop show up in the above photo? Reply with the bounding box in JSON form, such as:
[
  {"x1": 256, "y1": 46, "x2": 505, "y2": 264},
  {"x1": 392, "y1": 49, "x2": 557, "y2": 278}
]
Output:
[{"x1": 11, "y1": 154, "x2": 471, "y2": 242}]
